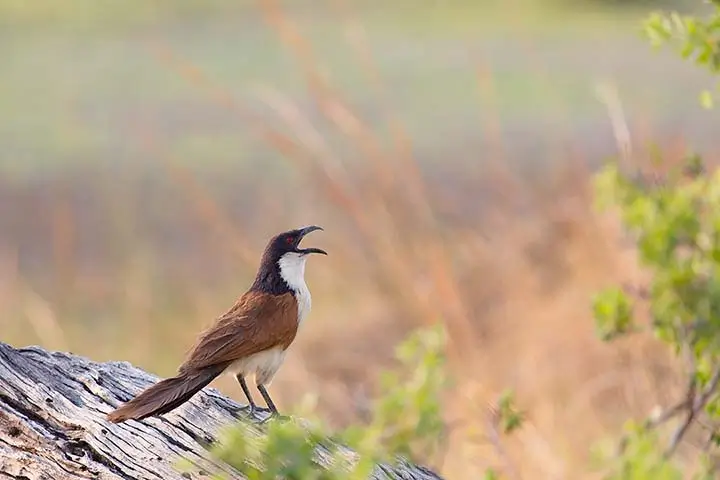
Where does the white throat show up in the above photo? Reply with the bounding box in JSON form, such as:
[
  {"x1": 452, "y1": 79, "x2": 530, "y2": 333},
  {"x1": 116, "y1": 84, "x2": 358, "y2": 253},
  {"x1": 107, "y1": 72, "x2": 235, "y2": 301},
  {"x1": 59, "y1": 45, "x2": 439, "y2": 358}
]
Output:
[{"x1": 278, "y1": 252, "x2": 312, "y2": 325}]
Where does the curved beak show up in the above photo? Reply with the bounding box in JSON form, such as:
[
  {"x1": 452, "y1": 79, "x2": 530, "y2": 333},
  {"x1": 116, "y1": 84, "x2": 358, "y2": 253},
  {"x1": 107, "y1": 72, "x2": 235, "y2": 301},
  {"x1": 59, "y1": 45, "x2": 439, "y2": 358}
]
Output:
[
  {"x1": 298, "y1": 225, "x2": 324, "y2": 237},
  {"x1": 297, "y1": 225, "x2": 327, "y2": 255}
]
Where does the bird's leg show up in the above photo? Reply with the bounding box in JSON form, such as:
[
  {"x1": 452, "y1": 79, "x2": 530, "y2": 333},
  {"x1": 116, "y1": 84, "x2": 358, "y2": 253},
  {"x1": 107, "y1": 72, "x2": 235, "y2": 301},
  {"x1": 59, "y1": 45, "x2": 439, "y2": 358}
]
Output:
[
  {"x1": 257, "y1": 384, "x2": 278, "y2": 415},
  {"x1": 257, "y1": 384, "x2": 289, "y2": 423},
  {"x1": 235, "y1": 374, "x2": 257, "y2": 416}
]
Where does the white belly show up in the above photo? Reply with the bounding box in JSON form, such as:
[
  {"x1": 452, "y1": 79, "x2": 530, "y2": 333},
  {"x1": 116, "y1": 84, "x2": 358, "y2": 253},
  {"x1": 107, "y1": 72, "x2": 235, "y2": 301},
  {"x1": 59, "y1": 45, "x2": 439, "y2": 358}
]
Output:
[{"x1": 227, "y1": 346, "x2": 287, "y2": 386}]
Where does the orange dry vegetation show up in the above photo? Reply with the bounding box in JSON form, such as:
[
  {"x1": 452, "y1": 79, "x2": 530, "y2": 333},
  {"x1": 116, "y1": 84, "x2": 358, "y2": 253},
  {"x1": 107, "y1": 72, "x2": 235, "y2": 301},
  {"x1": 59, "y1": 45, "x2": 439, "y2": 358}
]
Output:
[
  {"x1": 0, "y1": 148, "x2": 685, "y2": 479},
  {"x1": 0, "y1": 3, "x2": 698, "y2": 479}
]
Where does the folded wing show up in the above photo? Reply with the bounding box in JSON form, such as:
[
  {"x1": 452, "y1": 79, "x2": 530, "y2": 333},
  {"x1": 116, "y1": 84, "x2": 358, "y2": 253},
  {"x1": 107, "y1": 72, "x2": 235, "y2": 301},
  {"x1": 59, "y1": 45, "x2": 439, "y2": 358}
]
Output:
[{"x1": 178, "y1": 290, "x2": 299, "y2": 374}]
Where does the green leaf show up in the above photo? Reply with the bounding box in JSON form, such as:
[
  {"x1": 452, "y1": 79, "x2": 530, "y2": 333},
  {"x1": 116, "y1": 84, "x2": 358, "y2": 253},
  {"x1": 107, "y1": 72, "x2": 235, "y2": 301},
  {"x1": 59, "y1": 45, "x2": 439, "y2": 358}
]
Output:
[
  {"x1": 593, "y1": 287, "x2": 636, "y2": 341},
  {"x1": 484, "y1": 468, "x2": 501, "y2": 480},
  {"x1": 487, "y1": 390, "x2": 526, "y2": 437},
  {"x1": 700, "y1": 90, "x2": 714, "y2": 109}
]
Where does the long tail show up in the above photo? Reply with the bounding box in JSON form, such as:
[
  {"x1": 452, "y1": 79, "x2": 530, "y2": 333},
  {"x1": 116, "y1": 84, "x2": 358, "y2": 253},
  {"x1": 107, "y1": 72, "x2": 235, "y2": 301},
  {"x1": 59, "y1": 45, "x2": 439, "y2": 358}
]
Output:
[{"x1": 107, "y1": 365, "x2": 226, "y2": 423}]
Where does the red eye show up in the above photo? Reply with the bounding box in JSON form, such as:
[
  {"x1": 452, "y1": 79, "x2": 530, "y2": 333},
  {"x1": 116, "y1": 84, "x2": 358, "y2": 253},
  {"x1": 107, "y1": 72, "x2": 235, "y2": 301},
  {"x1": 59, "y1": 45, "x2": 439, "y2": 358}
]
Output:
[{"x1": 286, "y1": 236, "x2": 295, "y2": 244}]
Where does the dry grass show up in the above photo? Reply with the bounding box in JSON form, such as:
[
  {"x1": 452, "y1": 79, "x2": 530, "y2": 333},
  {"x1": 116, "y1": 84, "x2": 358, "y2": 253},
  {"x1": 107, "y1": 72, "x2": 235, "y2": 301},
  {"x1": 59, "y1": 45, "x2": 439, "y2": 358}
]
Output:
[{"x1": 0, "y1": 2, "x2": 701, "y2": 479}]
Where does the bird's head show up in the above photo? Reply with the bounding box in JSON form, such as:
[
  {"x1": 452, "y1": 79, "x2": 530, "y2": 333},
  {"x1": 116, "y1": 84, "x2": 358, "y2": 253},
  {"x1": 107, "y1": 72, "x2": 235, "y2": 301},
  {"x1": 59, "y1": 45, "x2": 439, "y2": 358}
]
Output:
[
  {"x1": 266, "y1": 225, "x2": 327, "y2": 259},
  {"x1": 254, "y1": 226, "x2": 327, "y2": 293}
]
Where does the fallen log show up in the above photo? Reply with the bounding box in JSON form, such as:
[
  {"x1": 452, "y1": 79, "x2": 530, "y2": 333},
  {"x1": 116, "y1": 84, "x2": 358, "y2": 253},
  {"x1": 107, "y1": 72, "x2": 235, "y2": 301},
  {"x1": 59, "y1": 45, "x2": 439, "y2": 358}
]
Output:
[{"x1": 0, "y1": 343, "x2": 443, "y2": 480}]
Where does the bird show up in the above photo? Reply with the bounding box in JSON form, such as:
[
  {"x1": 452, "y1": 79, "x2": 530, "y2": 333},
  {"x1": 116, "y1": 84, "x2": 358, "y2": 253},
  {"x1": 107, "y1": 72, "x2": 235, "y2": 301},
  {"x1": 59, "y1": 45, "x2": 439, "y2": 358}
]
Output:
[{"x1": 106, "y1": 225, "x2": 327, "y2": 424}]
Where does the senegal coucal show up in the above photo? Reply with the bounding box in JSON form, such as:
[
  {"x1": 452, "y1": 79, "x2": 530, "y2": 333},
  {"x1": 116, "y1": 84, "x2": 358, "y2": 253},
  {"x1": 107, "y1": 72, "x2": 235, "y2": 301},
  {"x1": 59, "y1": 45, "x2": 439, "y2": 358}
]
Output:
[{"x1": 106, "y1": 225, "x2": 327, "y2": 423}]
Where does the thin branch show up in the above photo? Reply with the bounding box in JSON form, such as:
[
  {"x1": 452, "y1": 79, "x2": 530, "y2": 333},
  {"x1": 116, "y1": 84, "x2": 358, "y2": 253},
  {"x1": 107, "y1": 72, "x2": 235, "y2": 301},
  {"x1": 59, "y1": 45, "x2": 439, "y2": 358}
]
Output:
[
  {"x1": 485, "y1": 405, "x2": 522, "y2": 480},
  {"x1": 615, "y1": 364, "x2": 720, "y2": 460},
  {"x1": 641, "y1": 370, "x2": 697, "y2": 432},
  {"x1": 664, "y1": 366, "x2": 720, "y2": 457},
  {"x1": 646, "y1": 397, "x2": 693, "y2": 429}
]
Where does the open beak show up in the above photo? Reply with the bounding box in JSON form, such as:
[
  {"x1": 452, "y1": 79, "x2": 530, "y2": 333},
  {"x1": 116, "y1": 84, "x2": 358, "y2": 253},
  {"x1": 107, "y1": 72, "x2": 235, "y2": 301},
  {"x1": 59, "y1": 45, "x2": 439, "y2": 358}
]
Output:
[{"x1": 297, "y1": 225, "x2": 327, "y2": 255}]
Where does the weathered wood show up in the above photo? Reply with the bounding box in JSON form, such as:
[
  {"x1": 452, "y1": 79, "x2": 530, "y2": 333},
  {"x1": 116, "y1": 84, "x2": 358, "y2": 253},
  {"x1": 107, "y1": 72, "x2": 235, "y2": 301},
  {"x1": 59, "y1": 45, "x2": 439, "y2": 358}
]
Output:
[{"x1": 0, "y1": 343, "x2": 443, "y2": 480}]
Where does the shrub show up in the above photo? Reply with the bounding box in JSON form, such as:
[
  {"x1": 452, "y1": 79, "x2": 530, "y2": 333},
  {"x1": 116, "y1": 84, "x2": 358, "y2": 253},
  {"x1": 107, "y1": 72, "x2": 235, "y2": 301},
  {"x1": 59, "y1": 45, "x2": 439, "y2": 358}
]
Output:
[{"x1": 587, "y1": 2, "x2": 720, "y2": 477}]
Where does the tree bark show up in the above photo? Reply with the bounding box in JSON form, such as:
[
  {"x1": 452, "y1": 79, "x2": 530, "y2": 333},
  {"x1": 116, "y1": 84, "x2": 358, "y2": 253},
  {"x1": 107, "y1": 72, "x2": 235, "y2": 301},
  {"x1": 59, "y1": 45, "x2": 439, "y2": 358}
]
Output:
[{"x1": 0, "y1": 342, "x2": 443, "y2": 480}]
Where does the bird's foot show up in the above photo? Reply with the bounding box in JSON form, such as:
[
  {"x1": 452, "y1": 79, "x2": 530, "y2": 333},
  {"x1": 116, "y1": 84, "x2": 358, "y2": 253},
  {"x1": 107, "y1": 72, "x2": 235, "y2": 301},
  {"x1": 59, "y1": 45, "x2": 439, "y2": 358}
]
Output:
[
  {"x1": 229, "y1": 404, "x2": 257, "y2": 420},
  {"x1": 256, "y1": 411, "x2": 290, "y2": 425}
]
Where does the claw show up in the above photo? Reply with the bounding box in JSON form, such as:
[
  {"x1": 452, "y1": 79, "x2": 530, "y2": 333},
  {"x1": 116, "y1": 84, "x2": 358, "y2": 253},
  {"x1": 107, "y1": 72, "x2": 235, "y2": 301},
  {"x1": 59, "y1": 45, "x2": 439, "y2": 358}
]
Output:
[{"x1": 254, "y1": 412, "x2": 290, "y2": 425}]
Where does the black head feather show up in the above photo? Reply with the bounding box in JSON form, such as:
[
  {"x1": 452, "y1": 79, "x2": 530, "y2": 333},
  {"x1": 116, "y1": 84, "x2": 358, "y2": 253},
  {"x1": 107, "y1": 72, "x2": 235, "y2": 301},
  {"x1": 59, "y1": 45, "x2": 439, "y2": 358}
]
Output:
[{"x1": 250, "y1": 226, "x2": 326, "y2": 294}]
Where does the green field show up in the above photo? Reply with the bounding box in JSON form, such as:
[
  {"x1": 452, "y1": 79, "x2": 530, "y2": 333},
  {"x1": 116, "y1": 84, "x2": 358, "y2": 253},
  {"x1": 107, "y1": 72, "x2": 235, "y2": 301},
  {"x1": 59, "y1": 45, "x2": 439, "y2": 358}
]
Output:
[{"x1": 0, "y1": 0, "x2": 713, "y2": 180}]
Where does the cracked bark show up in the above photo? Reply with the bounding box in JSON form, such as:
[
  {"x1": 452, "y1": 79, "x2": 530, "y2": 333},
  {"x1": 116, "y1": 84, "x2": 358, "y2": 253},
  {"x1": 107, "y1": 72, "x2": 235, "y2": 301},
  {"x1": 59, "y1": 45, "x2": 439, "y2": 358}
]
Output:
[{"x1": 0, "y1": 342, "x2": 443, "y2": 480}]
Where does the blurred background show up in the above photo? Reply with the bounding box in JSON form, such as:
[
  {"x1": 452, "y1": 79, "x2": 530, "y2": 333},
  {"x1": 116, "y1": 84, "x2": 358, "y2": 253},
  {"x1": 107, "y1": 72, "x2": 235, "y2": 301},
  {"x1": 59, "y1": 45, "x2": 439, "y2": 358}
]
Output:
[{"x1": 1, "y1": 0, "x2": 716, "y2": 477}]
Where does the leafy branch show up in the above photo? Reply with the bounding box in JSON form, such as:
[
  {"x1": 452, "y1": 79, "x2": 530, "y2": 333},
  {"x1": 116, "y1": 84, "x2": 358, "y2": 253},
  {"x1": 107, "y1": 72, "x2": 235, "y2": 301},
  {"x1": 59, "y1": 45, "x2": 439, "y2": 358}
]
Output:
[
  {"x1": 644, "y1": 3, "x2": 720, "y2": 108},
  {"x1": 592, "y1": 152, "x2": 720, "y2": 478}
]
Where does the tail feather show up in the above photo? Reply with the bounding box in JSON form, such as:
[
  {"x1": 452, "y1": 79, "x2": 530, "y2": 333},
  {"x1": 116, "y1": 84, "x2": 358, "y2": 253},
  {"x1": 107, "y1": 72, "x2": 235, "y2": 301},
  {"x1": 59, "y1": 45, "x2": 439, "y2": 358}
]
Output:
[{"x1": 107, "y1": 365, "x2": 225, "y2": 423}]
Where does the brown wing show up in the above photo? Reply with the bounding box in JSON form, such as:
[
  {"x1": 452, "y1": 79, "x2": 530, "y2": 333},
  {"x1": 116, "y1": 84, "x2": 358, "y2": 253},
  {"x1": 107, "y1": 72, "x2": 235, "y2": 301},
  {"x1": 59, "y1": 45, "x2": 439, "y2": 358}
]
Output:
[{"x1": 177, "y1": 291, "x2": 299, "y2": 373}]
